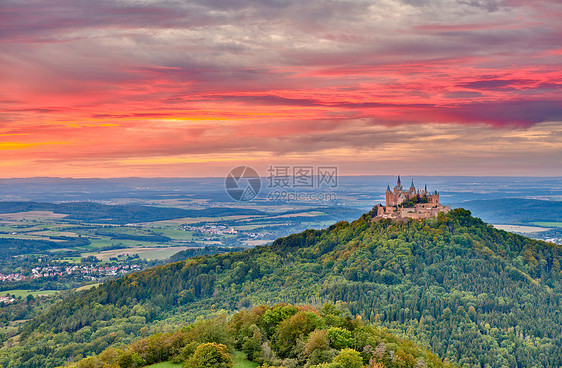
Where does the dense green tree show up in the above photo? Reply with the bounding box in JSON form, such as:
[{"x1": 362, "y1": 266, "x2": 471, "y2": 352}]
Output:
[
  {"x1": 327, "y1": 327, "x2": 354, "y2": 350},
  {"x1": 183, "y1": 343, "x2": 232, "y2": 368},
  {"x1": 262, "y1": 304, "x2": 299, "y2": 337},
  {"x1": 66, "y1": 303, "x2": 450, "y2": 368},
  {"x1": 332, "y1": 348, "x2": 362, "y2": 368},
  {"x1": 273, "y1": 311, "x2": 325, "y2": 358}
]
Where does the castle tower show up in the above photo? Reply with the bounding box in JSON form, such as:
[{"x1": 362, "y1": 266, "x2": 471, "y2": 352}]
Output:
[
  {"x1": 409, "y1": 179, "x2": 415, "y2": 194},
  {"x1": 394, "y1": 175, "x2": 403, "y2": 194},
  {"x1": 386, "y1": 183, "x2": 396, "y2": 206},
  {"x1": 429, "y1": 191, "x2": 439, "y2": 205}
]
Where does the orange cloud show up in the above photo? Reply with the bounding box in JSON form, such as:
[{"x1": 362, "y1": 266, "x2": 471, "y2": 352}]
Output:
[{"x1": 0, "y1": 0, "x2": 560, "y2": 177}]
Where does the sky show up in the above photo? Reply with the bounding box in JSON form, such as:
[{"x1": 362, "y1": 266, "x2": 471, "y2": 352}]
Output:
[{"x1": 1, "y1": 0, "x2": 561, "y2": 178}]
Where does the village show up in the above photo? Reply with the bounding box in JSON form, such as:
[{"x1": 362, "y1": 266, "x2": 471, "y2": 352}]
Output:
[
  {"x1": 0, "y1": 263, "x2": 142, "y2": 283},
  {"x1": 180, "y1": 224, "x2": 270, "y2": 239}
]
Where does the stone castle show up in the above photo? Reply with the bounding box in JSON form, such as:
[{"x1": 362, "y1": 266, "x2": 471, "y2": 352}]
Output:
[{"x1": 374, "y1": 176, "x2": 450, "y2": 221}]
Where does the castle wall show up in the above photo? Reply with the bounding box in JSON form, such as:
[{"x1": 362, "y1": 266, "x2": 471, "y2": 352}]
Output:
[{"x1": 378, "y1": 177, "x2": 450, "y2": 221}]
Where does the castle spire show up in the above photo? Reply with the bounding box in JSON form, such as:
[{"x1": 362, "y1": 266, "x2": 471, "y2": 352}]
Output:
[
  {"x1": 397, "y1": 175, "x2": 401, "y2": 185},
  {"x1": 386, "y1": 183, "x2": 391, "y2": 192},
  {"x1": 410, "y1": 179, "x2": 415, "y2": 189}
]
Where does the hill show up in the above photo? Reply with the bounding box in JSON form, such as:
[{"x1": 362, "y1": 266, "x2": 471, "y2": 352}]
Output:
[
  {"x1": 0, "y1": 201, "x2": 265, "y2": 224},
  {"x1": 66, "y1": 303, "x2": 451, "y2": 368},
  {"x1": 2, "y1": 208, "x2": 562, "y2": 367}
]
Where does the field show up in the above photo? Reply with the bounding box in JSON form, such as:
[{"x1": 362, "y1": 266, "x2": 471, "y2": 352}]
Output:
[
  {"x1": 0, "y1": 201, "x2": 356, "y2": 261},
  {"x1": 493, "y1": 224, "x2": 552, "y2": 233},
  {"x1": 28, "y1": 230, "x2": 80, "y2": 237},
  {"x1": 269, "y1": 210, "x2": 326, "y2": 218},
  {"x1": 75, "y1": 283, "x2": 100, "y2": 291},
  {"x1": 243, "y1": 239, "x2": 272, "y2": 246},
  {"x1": 85, "y1": 246, "x2": 191, "y2": 261},
  {"x1": 0, "y1": 233, "x2": 61, "y2": 241},
  {"x1": 151, "y1": 228, "x2": 196, "y2": 240},
  {"x1": 3, "y1": 289, "x2": 59, "y2": 298},
  {"x1": 2, "y1": 284, "x2": 101, "y2": 298},
  {"x1": 532, "y1": 221, "x2": 562, "y2": 228},
  {"x1": 0, "y1": 211, "x2": 68, "y2": 221}
]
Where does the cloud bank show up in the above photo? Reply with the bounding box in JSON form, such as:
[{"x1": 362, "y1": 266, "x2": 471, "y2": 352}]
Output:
[{"x1": 0, "y1": 0, "x2": 560, "y2": 176}]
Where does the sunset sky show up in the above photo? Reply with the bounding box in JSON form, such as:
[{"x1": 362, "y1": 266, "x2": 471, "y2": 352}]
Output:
[{"x1": 1, "y1": 0, "x2": 561, "y2": 178}]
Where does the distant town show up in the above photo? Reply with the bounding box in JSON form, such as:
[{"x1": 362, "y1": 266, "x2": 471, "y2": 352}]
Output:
[
  {"x1": 181, "y1": 224, "x2": 271, "y2": 239},
  {"x1": 0, "y1": 264, "x2": 142, "y2": 283}
]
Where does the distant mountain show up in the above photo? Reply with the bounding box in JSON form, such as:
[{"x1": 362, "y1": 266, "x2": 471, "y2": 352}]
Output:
[
  {"x1": 3, "y1": 208, "x2": 562, "y2": 367},
  {"x1": 0, "y1": 201, "x2": 265, "y2": 224},
  {"x1": 458, "y1": 198, "x2": 562, "y2": 224}
]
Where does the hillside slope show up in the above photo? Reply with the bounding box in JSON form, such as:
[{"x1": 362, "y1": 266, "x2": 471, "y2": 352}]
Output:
[
  {"x1": 3, "y1": 208, "x2": 562, "y2": 367},
  {"x1": 66, "y1": 303, "x2": 453, "y2": 368}
]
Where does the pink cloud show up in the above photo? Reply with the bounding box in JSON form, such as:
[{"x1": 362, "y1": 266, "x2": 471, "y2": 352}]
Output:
[{"x1": 0, "y1": 0, "x2": 560, "y2": 176}]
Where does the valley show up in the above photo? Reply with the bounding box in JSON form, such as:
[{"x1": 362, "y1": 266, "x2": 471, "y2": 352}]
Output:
[
  {"x1": 1, "y1": 207, "x2": 561, "y2": 367},
  {"x1": 0, "y1": 176, "x2": 561, "y2": 367}
]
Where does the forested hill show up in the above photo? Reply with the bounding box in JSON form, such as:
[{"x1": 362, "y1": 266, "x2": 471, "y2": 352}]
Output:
[
  {"x1": 4, "y1": 208, "x2": 562, "y2": 367},
  {"x1": 0, "y1": 201, "x2": 265, "y2": 224},
  {"x1": 67, "y1": 303, "x2": 452, "y2": 368}
]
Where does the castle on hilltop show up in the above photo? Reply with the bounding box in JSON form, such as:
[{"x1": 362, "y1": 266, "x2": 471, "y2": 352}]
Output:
[{"x1": 375, "y1": 176, "x2": 450, "y2": 221}]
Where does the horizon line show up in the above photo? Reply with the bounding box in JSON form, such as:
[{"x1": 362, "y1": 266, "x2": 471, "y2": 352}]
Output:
[{"x1": 0, "y1": 174, "x2": 561, "y2": 180}]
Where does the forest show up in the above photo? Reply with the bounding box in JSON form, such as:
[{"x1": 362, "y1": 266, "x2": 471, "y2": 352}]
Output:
[
  {"x1": 0, "y1": 202, "x2": 265, "y2": 224},
  {"x1": 66, "y1": 303, "x2": 450, "y2": 368},
  {"x1": 2, "y1": 208, "x2": 561, "y2": 367},
  {"x1": 0, "y1": 237, "x2": 91, "y2": 257}
]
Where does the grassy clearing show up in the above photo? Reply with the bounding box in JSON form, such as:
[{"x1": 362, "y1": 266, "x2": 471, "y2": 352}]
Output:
[
  {"x1": 145, "y1": 362, "x2": 181, "y2": 368},
  {"x1": 0, "y1": 326, "x2": 18, "y2": 335},
  {"x1": 144, "y1": 351, "x2": 256, "y2": 368},
  {"x1": 2, "y1": 289, "x2": 59, "y2": 298},
  {"x1": 243, "y1": 239, "x2": 273, "y2": 246},
  {"x1": 532, "y1": 221, "x2": 562, "y2": 228},
  {"x1": 138, "y1": 247, "x2": 186, "y2": 260},
  {"x1": 75, "y1": 283, "x2": 100, "y2": 292},
  {"x1": 85, "y1": 246, "x2": 189, "y2": 261},
  {"x1": 233, "y1": 351, "x2": 258, "y2": 368},
  {"x1": 3, "y1": 284, "x2": 99, "y2": 300}
]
